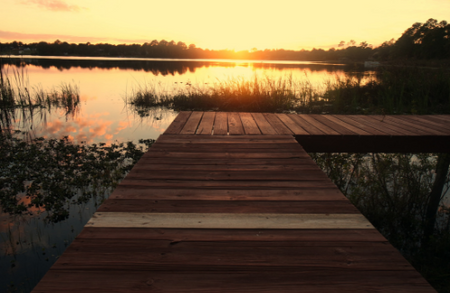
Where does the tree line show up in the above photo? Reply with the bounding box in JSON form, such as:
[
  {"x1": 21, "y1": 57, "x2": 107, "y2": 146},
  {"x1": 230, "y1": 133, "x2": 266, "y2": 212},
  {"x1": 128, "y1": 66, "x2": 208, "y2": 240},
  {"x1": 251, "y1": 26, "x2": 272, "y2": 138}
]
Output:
[{"x1": 1, "y1": 18, "x2": 448, "y2": 61}]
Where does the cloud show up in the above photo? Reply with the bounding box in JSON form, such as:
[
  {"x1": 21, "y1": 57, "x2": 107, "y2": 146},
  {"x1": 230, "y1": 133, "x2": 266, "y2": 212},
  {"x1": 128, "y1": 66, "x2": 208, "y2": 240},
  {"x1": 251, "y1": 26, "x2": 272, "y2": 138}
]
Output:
[
  {"x1": 19, "y1": 0, "x2": 87, "y2": 12},
  {"x1": 0, "y1": 30, "x2": 152, "y2": 44}
]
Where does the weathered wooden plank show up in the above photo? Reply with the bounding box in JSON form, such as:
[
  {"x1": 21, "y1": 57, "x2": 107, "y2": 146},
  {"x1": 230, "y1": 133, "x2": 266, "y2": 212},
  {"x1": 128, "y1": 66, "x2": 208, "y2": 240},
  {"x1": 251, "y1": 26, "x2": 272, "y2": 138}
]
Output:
[
  {"x1": 78, "y1": 227, "x2": 387, "y2": 242},
  {"x1": 297, "y1": 114, "x2": 340, "y2": 135},
  {"x1": 251, "y1": 113, "x2": 278, "y2": 134},
  {"x1": 152, "y1": 143, "x2": 304, "y2": 150},
  {"x1": 277, "y1": 114, "x2": 310, "y2": 135},
  {"x1": 417, "y1": 115, "x2": 450, "y2": 131},
  {"x1": 180, "y1": 111, "x2": 203, "y2": 134},
  {"x1": 228, "y1": 112, "x2": 245, "y2": 135},
  {"x1": 147, "y1": 147, "x2": 306, "y2": 154},
  {"x1": 86, "y1": 212, "x2": 373, "y2": 229},
  {"x1": 141, "y1": 152, "x2": 310, "y2": 159},
  {"x1": 240, "y1": 113, "x2": 261, "y2": 135},
  {"x1": 322, "y1": 115, "x2": 370, "y2": 135},
  {"x1": 34, "y1": 270, "x2": 433, "y2": 293},
  {"x1": 135, "y1": 158, "x2": 313, "y2": 166},
  {"x1": 108, "y1": 188, "x2": 348, "y2": 201},
  {"x1": 333, "y1": 115, "x2": 388, "y2": 136},
  {"x1": 116, "y1": 179, "x2": 339, "y2": 189},
  {"x1": 354, "y1": 115, "x2": 416, "y2": 135},
  {"x1": 288, "y1": 114, "x2": 325, "y2": 135},
  {"x1": 387, "y1": 116, "x2": 449, "y2": 135},
  {"x1": 163, "y1": 111, "x2": 191, "y2": 134},
  {"x1": 124, "y1": 170, "x2": 329, "y2": 181},
  {"x1": 263, "y1": 113, "x2": 293, "y2": 135},
  {"x1": 158, "y1": 134, "x2": 294, "y2": 140},
  {"x1": 213, "y1": 112, "x2": 228, "y2": 135},
  {"x1": 196, "y1": 112, "x2": 215, "y2": 135},
  {"x1": 129, "y1": 163, "x2": 320, "y2": 172},
  {"x1": 97, "y1": 200, "x2": 360, "y2": 214}
]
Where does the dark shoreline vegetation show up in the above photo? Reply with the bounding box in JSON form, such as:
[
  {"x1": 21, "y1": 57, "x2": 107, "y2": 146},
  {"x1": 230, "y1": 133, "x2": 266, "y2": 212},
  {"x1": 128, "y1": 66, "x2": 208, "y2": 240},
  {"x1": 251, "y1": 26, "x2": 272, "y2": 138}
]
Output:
[
  {"x1": 125, "y1": 66, "x2": 450, "y2": 115},
  {"x1": 1, "y1": 18, "x2": 449, "y2": 62}
]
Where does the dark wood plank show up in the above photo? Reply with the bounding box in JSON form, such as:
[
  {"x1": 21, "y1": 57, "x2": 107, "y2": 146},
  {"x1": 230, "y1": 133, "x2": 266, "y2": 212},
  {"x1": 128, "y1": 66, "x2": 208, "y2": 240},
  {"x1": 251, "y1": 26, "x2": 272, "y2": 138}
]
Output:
[
  {"x1": 240, "y1": 113, "x2": 261, "y2": 134},
  {"x1": 228, "y1": 112, "x2": 245, "y2": 135},
  {"x1": 251, "y1": 113, "x2": 277, "y2": 134},
  {"x1": 213, "y1": 112, "x2": 228, "y2": 135},
  {"x1": 152, "y1": 143, "x2": 304, "y2": 150},
  {"x1": 133, "y1": 158, "x2": 314, "y2": 165},
  {"x1": 419, "y1": 115, "x2": 450, "y2": 131},
  {"x1": 263, "y1": 113, "x2": 293, "y2": 135},
  {"x1": 78, "y1": 228, "x2": 387, "y2": 242},
  {"x1": 396, "y1": 116, "x2": 450, "y2": 134},
  {"x1": 388, "y1": 116, "x2": 449, "y2": 135},
  {"x1": 141, "y1": 152, "x2": 310, "y2": 159},
  {"x1": 130, "y1": 163, "x2": 320, "y2": 172},
  {"x1": 97, "y1": 200, "x2": 360, "y2": 214},
  {"x1": 109, "y1": 188, "x2": 348, "y2": 201},
  {"x1": 180, "y1": 111, "x2": 203, "y2": 134},
  {"x1": 333, "y1": 115, "x2": 388, "y2": 135},
  {"x1": 196, "y1": 112, "x2": 215, "y2": 135},
  {"x1": 354, "y1": 115, "x2": 416, "y2": 135},
  {"x1": 51, "y1": 239, "x2": 416, "y2": 272},
  {"x1": 118, "y1": 179, "x2": 338, "y2": 189},
  {"x1": 297, "y1": 114, "x2": 340, "y2": 135},
  {"x1": 147, "y1": 147, "x2": 305, "y2": 153},
  {"x1": 288, "y1": 114, "x2": 326, "y2": 135},
  {"x1": 158, "y1": 134, "x2": 294, "y2": 140},
  {"x1": 125, "y1": 170, "x2": 330, "y2": 181},
  {"x1": 163, "y1": 111, "x2": 191, "y2": 134},
  {"x1": 277, "y1": 114, "x2": 309, "y2": 135},
  {"x1": 322, "y1": 115, "x2": 370, "y2": 135},
  {"x1": 34, "y1": 269, "x2": 433, "y2": 293}
]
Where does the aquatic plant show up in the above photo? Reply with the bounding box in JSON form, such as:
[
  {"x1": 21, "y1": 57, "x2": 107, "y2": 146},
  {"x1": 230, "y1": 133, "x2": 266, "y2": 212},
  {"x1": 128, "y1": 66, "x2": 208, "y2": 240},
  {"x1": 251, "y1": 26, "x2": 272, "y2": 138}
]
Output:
[
  {"x1": 0, "y1": 67, "x2": 81, "y2": 131},
  {"x1": 0, "y1": 131, "x2": 154, "y2": 222}
]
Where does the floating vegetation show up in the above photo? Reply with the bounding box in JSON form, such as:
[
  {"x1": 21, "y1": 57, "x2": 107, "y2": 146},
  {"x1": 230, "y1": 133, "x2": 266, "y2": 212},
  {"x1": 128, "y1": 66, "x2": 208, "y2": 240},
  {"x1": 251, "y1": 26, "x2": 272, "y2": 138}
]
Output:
[{"x1": 0, "y1": 131, "x2": 154, "y2": 223}]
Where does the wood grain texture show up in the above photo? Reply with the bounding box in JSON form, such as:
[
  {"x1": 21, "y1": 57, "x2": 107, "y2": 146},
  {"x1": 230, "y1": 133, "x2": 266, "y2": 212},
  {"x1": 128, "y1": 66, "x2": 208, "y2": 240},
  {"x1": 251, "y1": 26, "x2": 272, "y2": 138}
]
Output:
[{"x1": 86, "y1": 212, "x2": 373, "y2": 229}]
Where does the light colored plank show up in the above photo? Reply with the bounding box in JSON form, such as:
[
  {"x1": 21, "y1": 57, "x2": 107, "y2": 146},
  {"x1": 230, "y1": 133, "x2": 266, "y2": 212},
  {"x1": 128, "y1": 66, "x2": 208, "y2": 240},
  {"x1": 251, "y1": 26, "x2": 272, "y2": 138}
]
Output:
[
  {"x1": 180, "y1": 112, "x2": 203, "y2": 134},
  {"x1": 240, "y1": 112, "x2": 261, "y2": 134},
  {"x1": 228, "y1": 112, "x2": 245, "y2": 135},
  {"x1": 86, "y1": 212, "x2": 374, "y2": 229},
  {"x1": 196, "y1": 112, "x2": 215, "y2": 135},
  {"x1": 252, "y1": 113, "x2": 277, "y2": 134},
  {"x1": 213, "y1": 112, "x2": 228, "y2": 135}
]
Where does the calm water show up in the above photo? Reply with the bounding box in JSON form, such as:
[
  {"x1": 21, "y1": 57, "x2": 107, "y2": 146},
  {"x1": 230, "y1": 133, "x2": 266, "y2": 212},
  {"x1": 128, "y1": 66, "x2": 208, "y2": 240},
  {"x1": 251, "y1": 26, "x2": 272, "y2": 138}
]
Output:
[{"x1": 0, "y1": 56, "x2": 374, "y2": 292}]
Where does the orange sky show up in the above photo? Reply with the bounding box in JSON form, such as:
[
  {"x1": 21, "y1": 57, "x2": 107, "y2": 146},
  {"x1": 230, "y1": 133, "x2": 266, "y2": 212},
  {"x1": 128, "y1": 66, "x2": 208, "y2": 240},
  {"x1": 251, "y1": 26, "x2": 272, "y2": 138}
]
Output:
[{"x1": 1, "y1": 0, "x2": 449, "y2": 51}]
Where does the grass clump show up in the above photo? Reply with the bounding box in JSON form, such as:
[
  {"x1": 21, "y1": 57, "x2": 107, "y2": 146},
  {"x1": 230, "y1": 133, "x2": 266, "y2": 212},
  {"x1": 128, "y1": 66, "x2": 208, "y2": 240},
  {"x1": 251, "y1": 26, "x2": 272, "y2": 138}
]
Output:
[
  {"x1": 0, "y1": 68, "x2": 81, "y2": 130},
  {"x1": 125, "y1": 74, "x2": 321, "y2": 113}
]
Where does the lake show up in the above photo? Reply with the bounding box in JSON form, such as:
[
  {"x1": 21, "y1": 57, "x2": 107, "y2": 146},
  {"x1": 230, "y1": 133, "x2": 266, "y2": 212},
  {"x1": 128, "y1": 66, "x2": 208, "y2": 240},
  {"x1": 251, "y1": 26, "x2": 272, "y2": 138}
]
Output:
[{"x1": 0, "y1": 56, "x2": 375, "y2": 293}]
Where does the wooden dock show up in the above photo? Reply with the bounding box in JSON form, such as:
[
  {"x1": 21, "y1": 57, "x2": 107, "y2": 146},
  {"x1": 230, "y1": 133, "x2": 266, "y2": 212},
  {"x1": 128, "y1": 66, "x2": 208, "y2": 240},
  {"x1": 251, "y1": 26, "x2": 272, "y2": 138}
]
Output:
[{"x1": 32, "y1": 112, "x2": 448, "y2": 292}]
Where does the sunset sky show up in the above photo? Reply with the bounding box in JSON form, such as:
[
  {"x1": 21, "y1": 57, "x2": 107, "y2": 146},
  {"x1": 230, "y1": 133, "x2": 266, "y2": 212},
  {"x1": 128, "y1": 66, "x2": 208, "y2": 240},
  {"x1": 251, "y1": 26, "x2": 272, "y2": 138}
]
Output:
[{"x1": 1, "y1": 0, "x2": 449, "y2": 51}]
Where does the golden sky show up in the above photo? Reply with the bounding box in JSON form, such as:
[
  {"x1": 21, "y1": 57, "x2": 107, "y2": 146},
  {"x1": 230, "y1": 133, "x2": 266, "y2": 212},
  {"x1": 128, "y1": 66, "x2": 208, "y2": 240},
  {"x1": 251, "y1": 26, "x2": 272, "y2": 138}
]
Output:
[{"x1": 1, "y1": 0, "x2": 449, "y2": 51}]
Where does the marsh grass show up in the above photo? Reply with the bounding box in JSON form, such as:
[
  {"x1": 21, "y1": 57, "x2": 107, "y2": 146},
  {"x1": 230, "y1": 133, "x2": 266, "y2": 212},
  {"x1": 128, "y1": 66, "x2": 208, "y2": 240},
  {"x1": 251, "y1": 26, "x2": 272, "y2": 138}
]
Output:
[
  {"x1": 125, "y1": 66, "x2": 450, "y2": 115},
  {"x1": 124, "y1": 74, "x2": 322, "y2": 113},
  {"x1": 0, "y1": 67, "x2": 80, "y2": 131}
]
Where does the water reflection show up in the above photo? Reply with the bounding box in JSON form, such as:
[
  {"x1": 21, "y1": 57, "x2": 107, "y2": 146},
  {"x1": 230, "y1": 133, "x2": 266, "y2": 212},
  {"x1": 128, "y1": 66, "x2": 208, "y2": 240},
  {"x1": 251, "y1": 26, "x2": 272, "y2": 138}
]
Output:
[{"x1": 1, "y1": 56, "x2": 361, "y2": 76}]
